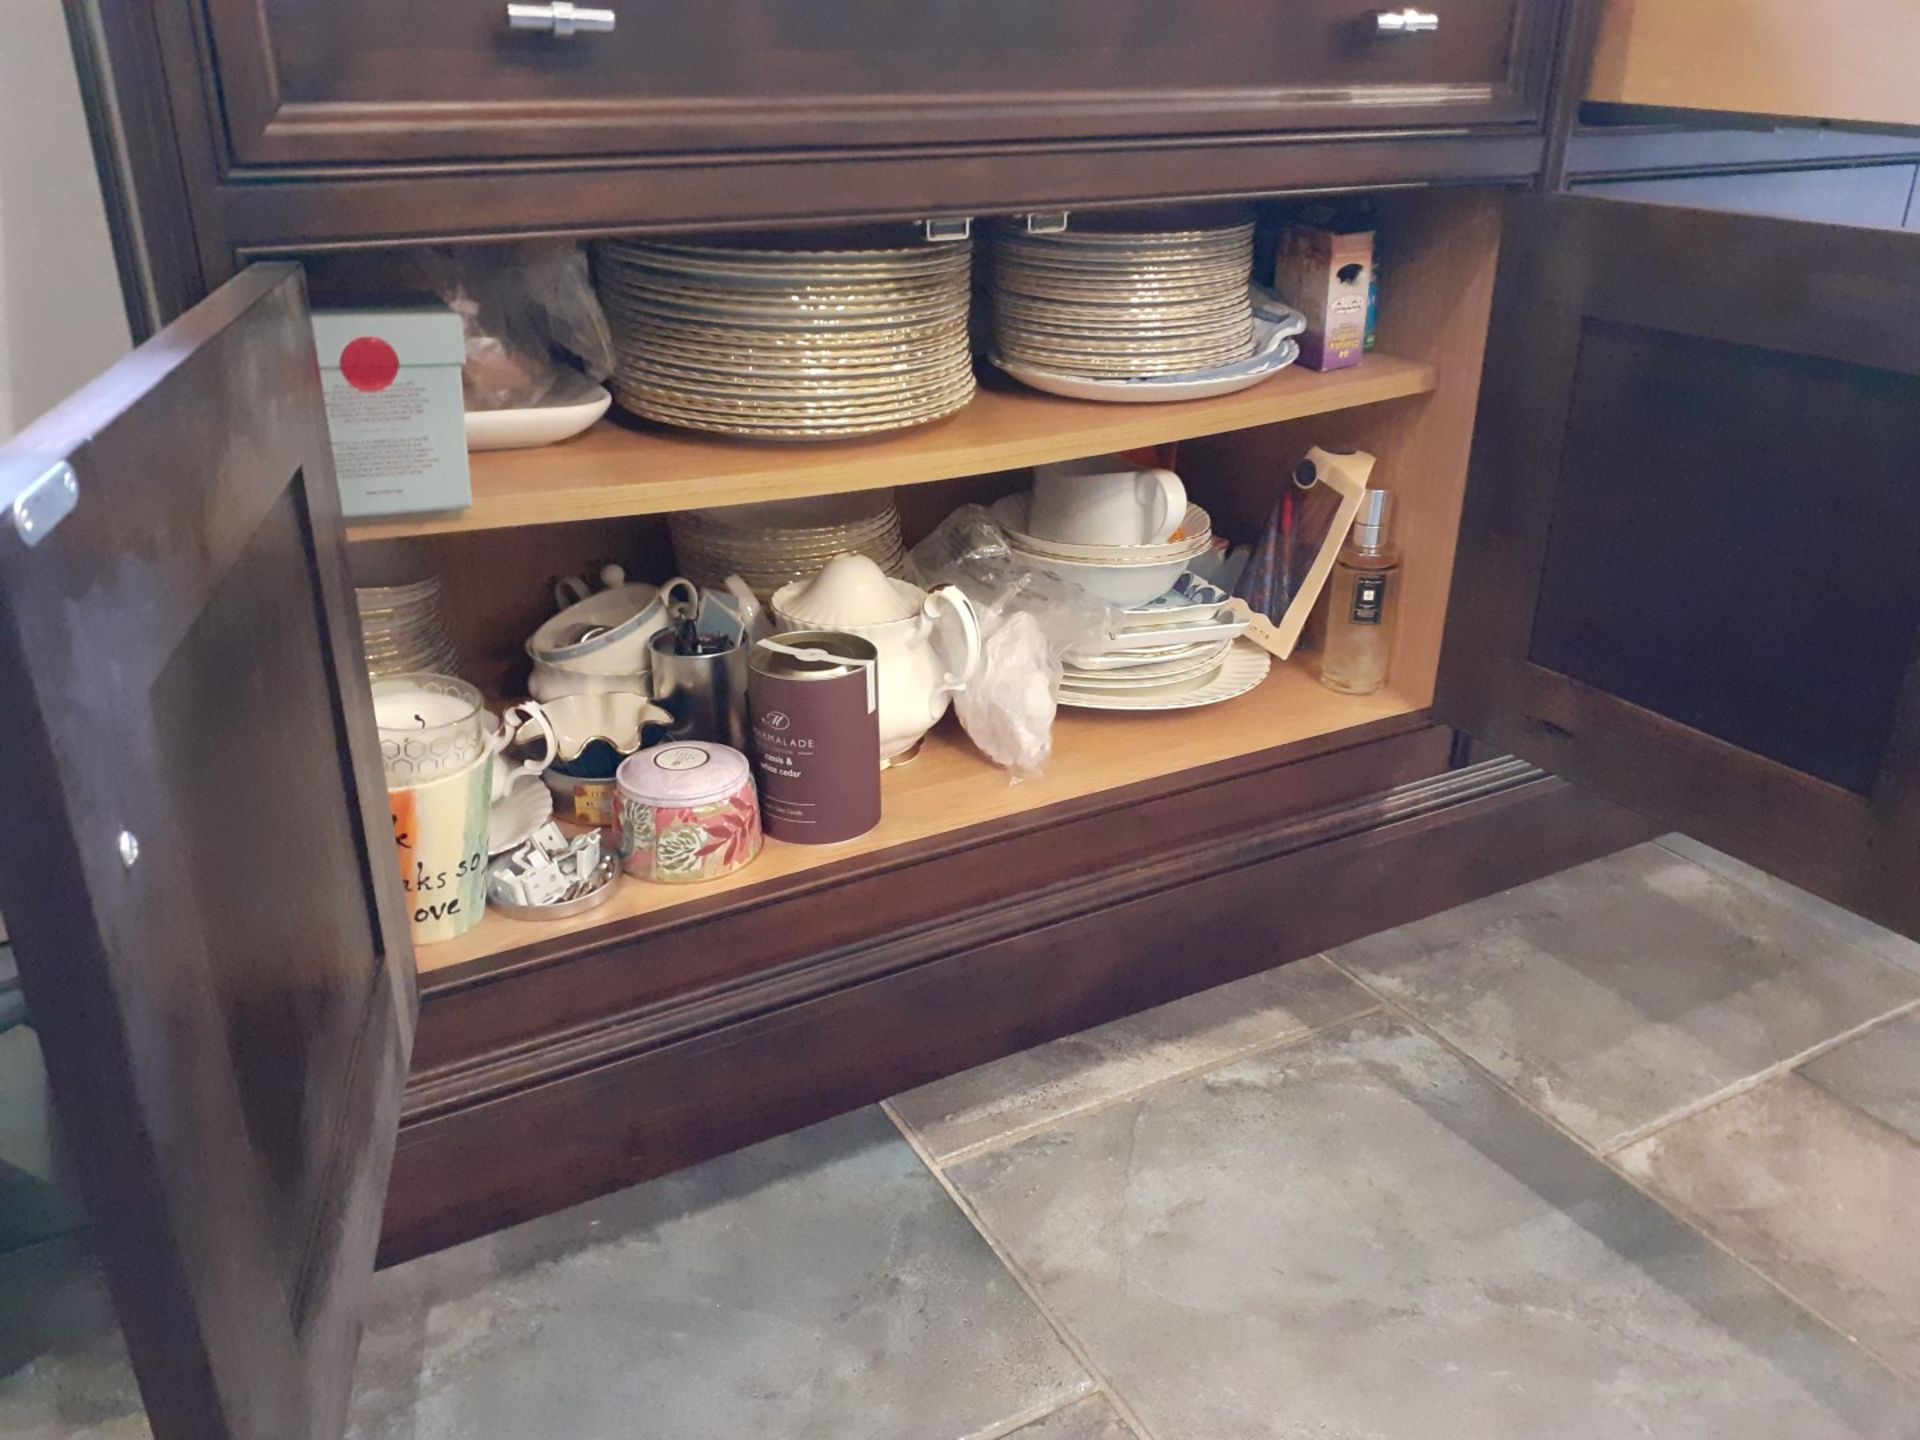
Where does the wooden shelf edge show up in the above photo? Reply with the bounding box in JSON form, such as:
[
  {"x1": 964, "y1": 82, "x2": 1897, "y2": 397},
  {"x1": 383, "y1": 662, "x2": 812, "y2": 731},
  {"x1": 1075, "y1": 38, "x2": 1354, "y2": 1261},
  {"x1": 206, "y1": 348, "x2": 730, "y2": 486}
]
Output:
[
  {"x1": 413, "y1": 664, "x2": 1426, "y2": 976},
  {"x1": 347, "y1": 355, "x2": 1437, "y2": 541}
]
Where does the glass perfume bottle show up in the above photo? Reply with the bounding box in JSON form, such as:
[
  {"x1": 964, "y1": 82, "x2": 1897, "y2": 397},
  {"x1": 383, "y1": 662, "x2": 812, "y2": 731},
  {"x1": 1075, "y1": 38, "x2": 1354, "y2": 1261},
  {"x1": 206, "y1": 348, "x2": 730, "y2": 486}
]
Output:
[{"x1": 1320, "y1": 489, "x2": 1401, "y2": 695}]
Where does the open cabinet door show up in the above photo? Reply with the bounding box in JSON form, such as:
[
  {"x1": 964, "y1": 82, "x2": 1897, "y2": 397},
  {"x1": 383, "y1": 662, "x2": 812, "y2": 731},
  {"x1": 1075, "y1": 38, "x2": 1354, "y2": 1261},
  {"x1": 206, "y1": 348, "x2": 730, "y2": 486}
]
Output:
[
  {"x1": 1439, "y1": 193, "x2": 1920, "y2": 942},
  {"x1": 0, "y1": 265, "x2": 414, "y2": 1439}
]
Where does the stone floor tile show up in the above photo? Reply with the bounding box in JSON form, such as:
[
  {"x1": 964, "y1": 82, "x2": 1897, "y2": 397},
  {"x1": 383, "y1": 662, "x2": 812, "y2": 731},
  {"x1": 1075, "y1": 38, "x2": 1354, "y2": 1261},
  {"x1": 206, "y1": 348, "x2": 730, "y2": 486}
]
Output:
[
  {"x1": 1800, "y1": 1011, "x2": 1920, "y2": 1143},
  {"x1": 991, "y1": 1394, "x2": 1138, "y2": 1440},
  {"x1": 1616, "y1": 1073, "x2": 1920, "y2": 1381},
  {"x1": 0, "y1": 1236, "x2": 147, "y2": 1437},
  {"x1": 1330, "y1": 844, "x2": 1920, "y2": 1150},
  {"x1": 948, "y1": 1015, "x2": 1920, "y2": 1440},
  {"x1": 891, "y1": 956, "x2": 1375, "y2": 1161},
  {"x1": 1659, "y1": 835, "x2": 1920, "y2": 978},
  {"x1": 348, "y1": 1106, "x2": 1089, "y2": 1440}
]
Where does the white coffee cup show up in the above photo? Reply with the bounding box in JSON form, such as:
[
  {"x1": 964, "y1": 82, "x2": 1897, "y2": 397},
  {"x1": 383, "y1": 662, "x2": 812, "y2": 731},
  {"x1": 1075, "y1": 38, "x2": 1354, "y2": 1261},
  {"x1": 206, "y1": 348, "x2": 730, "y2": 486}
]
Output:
[{"x1": 1027, "y1": 459, "x2": 1187, "y2": 547}]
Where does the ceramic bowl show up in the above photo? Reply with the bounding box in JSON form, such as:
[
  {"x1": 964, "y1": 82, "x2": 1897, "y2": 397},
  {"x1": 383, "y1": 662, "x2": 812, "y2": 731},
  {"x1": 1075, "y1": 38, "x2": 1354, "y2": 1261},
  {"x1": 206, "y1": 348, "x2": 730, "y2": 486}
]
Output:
[
  {"x1": 990, "y1": 494, "x2": 1214, "y2": 564},
  {"x1": 1010, "y1": 544, "x2": 1194, "y2": 608},
  {"x1": 527, "y1": 660, "x2": 649, "y2": 704},
  {"x1": 526, "y1": 582, "x2": 671, "y2": 671},
  {"x1": 464, "y1": 371, "x2": 613, "y2": 452},
  {"x1": 526, "y1": 586, "x2": 749, "y2": 698},
  {"x1": 517, "y1": 691, "x2": 668, "y2": 764}
]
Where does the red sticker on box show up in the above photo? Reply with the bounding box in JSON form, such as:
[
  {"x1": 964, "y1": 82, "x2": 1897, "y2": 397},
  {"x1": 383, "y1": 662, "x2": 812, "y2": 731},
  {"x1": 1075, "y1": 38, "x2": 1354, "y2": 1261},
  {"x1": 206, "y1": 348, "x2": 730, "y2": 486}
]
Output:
[{"x1": 339, "y1": 336, "x2": 400, "y2": 392}]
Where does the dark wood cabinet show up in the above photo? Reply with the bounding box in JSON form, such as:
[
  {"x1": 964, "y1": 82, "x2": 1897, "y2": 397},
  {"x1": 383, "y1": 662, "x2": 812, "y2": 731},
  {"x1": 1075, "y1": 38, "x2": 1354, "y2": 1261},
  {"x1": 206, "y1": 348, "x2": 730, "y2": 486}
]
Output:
[
  {"x1": 89, "y1": 0, "x2": 1579, "y2": 322},
  {"x1": 207, "y1": 0, "x2": 1558, "y2": 165},
  {"x1": 1439, "y1": 194, "x2": 1920, "y2": 940},
  {"x1": 0, "y1": 266, "x2": 414, "y2": 1440},
  {"x1": 16, "y1": 9, "x2": 1920, "y2": 1439}
]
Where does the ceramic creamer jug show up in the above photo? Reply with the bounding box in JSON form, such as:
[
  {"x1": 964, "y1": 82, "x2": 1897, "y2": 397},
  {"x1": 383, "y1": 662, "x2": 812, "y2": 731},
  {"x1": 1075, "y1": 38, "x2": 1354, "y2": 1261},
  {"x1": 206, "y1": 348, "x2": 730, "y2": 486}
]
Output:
[{"x1": 771, "y1": 554, "x2": 984, "y2": 762}]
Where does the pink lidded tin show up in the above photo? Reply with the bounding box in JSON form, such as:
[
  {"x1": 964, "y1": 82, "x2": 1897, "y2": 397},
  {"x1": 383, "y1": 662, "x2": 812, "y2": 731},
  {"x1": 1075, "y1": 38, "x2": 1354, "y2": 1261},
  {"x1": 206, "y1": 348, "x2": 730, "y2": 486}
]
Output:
[{"x1": 615, "y1": 741, "x2": 762, "y2": 884}]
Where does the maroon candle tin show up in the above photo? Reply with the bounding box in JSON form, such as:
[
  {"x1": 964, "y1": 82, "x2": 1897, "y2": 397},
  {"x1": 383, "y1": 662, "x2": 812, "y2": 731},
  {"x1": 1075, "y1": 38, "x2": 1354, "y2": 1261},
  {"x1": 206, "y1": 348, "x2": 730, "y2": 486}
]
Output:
[{"x1": 748, "y1": 630, "x2": 882, "y2": 845}]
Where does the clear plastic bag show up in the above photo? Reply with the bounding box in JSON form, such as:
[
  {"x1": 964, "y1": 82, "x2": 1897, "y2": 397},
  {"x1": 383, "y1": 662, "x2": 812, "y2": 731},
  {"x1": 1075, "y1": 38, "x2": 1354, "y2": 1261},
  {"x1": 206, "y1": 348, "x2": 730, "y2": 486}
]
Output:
[
  {"x1": 908, "y1": 505, "x2": 1121, "y2": 778},
  {"x1": 419, "y1": 243, "x2": 616, "y2": 411}
]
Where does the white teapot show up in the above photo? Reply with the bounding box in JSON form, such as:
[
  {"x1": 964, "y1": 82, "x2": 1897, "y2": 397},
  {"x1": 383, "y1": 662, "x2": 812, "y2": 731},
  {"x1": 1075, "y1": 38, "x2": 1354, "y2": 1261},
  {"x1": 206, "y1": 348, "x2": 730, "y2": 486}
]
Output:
[{"x1": 772, "y1": 554, "x2": 984, "y2": 762}]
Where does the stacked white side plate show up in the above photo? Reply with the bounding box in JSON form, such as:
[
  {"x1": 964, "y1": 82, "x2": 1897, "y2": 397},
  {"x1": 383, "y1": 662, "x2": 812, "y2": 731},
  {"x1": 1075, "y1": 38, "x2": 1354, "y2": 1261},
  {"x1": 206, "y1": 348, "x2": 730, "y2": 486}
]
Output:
[
  {"x1": 357, "y1": 577, "x2": 458, "y2": 677},
  {"x1": 595, "y1": 236, "x2": 976, "y2": 439},
  {"x1": 989, "y1": 216, "x2": 1257, "y2": 382},
  {"x1": 670, "y1": 492, "x2": 908, "y2": 601},
  {"x1": 1059, "y1": 573, "x2": 1267, "y2": 711}
]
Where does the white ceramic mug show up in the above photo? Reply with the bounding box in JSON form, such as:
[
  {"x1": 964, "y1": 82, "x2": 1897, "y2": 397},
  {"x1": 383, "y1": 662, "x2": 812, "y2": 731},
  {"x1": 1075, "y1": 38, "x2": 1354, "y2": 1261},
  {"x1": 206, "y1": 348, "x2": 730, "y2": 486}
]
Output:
[
  {"x1": 1027, "y1": 459, "x2": 1187, "y2": 547},
  {"x1": 487, "y1": 701, "x2": 557, "y2": 802}
]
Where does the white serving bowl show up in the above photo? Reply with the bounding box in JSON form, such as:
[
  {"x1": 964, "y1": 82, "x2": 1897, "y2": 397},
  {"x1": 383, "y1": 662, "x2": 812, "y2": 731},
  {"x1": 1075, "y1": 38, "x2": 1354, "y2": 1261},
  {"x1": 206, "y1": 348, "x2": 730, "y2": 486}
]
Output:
[
  {"x1": 1010, "y1": 544, "x2": 1194, "y2": 607},
  {"x1": 990, "y1": 494, "x2": 1213, "y2": 564},
  {"x1": 465, "y1": 372, "x2": 613, "y2": 451}
]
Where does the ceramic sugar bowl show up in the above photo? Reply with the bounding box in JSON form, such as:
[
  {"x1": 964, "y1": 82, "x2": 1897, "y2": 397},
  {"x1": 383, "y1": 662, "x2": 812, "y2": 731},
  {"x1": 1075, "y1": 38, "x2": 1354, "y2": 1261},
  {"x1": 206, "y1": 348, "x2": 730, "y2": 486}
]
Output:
[{"x1": 771, "y1": 554, "x2": 983, "y2": 762}]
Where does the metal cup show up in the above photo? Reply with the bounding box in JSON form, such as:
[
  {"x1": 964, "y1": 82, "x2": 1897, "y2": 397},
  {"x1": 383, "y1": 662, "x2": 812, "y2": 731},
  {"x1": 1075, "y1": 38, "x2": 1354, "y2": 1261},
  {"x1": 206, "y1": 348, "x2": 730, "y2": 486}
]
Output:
[{"x1": 648, "y1": 628, "x2": 750, "y2": 752}]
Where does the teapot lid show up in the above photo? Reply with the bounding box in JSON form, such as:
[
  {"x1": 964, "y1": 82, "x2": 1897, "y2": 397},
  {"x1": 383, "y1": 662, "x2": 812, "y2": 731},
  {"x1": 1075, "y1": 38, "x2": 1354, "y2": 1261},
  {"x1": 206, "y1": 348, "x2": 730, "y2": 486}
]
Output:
[{"x1": 773, "y1": 553, "x2": 921, "y2": 627}]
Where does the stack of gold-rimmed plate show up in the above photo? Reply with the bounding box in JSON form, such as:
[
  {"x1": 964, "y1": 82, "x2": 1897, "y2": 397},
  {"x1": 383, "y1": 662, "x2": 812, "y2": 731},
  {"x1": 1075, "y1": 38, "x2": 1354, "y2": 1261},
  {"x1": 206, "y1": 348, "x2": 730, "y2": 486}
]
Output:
[
  {"x1": 670, "y1": 493, "x2": 908, "y2": 601},
  {"x1": 595, "y1": 235, "x2": 976, "y2": 440},
  {"x1": 988, "y1": 212, "x2": 1256, "y2": 381},
  {"x1": 356, "y1": 577, "x2": 459, "y2": 678}
]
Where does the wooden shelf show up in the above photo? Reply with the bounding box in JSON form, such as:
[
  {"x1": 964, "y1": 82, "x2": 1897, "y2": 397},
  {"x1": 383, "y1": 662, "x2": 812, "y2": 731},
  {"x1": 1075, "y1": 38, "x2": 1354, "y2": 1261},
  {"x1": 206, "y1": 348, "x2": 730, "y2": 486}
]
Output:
[
  {"x1": 349, "y1": 356, "x2": 1436, "y2": 541},
  {"x1": 416, "y1": 658, "x2": 1423, "y2": 974}
]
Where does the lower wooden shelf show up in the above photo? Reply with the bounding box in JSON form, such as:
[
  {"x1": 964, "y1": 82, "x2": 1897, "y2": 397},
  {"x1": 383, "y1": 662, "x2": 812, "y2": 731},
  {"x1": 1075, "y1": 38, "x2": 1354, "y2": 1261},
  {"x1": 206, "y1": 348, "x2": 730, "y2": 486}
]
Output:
[{"x1": 416, "y1": 657, "x2": 1422, "y2": 974}]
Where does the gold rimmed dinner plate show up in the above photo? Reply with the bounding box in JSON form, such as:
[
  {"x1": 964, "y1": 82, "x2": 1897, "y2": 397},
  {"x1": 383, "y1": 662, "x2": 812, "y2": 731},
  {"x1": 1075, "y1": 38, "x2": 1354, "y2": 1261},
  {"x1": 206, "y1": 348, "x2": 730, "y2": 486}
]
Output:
[{"x1": 615, "y1": 371, "x2": 976, "y2": 422}]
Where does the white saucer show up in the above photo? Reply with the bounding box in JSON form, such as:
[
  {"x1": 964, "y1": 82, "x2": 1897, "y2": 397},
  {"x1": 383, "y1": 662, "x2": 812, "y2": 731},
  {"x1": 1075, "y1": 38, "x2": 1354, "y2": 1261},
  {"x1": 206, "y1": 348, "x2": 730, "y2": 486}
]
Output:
[
  {"x1": 1059, "y1": 642, "x2": 1271, "y2": 711},
  {"x1": 489, "y1": 772, "x2": 556, "y2": 855}
]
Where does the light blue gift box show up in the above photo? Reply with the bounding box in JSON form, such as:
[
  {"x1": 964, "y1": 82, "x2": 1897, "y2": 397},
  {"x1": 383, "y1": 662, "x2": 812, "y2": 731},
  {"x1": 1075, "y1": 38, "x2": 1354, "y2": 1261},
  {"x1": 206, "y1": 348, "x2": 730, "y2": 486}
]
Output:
[{"x1": 311, "y1": 306, "x2": 471, "y2": 519}]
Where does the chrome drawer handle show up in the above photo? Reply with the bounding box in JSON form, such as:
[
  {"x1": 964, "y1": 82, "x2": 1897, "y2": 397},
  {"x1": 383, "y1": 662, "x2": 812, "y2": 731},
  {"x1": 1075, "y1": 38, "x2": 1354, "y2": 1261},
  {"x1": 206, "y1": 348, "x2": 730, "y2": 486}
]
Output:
[
  {"x1": 1374, "y1": 8, "x2": 1440, "y2": 34},
  {"x1": 506, "y1": 3, "x2": 616, "y2": 36}
]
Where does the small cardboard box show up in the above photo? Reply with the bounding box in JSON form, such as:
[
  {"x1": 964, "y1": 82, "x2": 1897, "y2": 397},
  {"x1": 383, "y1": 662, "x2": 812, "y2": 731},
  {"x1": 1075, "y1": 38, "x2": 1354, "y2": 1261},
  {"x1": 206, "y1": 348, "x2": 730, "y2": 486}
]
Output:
[
  {"x1": 311, "y1": 307, "x2": 471, "y2": 518},
  {"x1": 1273, "y1": 225, "x2": 1374, "y2": 371}
]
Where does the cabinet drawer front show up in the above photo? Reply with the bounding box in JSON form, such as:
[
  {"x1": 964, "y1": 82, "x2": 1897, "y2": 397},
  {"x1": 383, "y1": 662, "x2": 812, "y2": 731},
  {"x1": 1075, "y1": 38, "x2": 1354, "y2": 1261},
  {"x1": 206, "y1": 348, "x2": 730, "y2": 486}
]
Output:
[{"x1": 206, "y1": 0, "x2": 1560, "y2": 166}]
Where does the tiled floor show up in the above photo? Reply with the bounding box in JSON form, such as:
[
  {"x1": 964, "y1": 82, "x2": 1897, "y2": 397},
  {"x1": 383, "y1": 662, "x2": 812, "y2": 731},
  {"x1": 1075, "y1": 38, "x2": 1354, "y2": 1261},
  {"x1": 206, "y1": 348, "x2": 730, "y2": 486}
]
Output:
[{"x1": 4, "y1": 838, "x2": 1919, "y2": 1438}]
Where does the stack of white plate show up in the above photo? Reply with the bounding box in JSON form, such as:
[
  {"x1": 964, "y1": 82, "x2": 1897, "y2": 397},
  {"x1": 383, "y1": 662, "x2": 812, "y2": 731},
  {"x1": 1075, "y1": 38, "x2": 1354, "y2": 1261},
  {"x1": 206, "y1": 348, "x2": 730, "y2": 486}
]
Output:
[
  {"x1": 1059, "y1": 572, "x2": 1267, "y2": 712},
  {"x1": 670, "y1": 493, "x2": 908, "y2": 601},
  {"x1": 357, "y1": 578, "x2": 459, "y2": 677},
  {"x1": 992, "y1": 494, "x2": 1214, "y2": 608},
  {"x1": 989, "y1": 216, "x2": 1256, "y2": 381},
  {"x1": 595, "y1": 236, "x2": 976, "y2": 439}
]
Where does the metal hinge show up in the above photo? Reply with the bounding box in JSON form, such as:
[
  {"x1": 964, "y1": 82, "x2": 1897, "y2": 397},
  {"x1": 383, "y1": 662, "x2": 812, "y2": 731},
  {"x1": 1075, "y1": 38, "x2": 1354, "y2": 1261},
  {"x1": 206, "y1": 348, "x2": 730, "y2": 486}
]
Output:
[{"x1": 1, "y1": 461, "x2": 78, "y2": 547}]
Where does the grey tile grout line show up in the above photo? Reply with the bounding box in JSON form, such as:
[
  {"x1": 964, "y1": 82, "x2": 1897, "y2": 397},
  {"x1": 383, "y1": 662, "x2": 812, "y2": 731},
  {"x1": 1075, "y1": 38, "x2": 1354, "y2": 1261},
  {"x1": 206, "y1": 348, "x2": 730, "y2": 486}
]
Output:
[
  {"x1": 880, "y1": 1097, "x2": 1160, "y2": 1440},
  {"x1": 954, "y1": 1390, "x2": 1109, "y2": 1440},
  {"x1": 1599, "y1": 993, "x2": 1920, "y2": 1156},
  {"x1": 903, "y1": 999, "x2": 1387, "y2": 1170},
  {"x1": 1319, "y1": 951, "x2": 1920, "y2": 1396}
]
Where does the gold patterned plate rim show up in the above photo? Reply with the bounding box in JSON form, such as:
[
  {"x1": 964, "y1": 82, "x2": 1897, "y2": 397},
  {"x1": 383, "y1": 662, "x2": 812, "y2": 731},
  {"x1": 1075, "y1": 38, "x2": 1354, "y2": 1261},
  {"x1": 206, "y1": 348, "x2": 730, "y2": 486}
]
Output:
[
  {"x1": 602, "y1": 239, "x2": 971, "y2": 268},
  {"x1": 596, "y1": 257, "x2": 969, "y2": 291},
  {"x1": 624, "y1": 396, "x2": 971, "y2": 441},
  {"x1": 608, "y1": 313, "x2": 971, "y2": 347},
  {"x1": 615, "y1": 377, "x2": 977, "y2": 422},
  {"x1": 596, "y1": 269, "x2": 970, "y2": 306}
]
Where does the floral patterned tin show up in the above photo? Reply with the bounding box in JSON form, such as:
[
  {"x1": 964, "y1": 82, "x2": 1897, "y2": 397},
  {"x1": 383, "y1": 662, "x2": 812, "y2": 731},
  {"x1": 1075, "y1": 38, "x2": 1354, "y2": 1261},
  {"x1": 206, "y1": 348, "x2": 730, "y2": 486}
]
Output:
[{"x1": 615, "y1": 741, "x2": 763, "y2": 884}]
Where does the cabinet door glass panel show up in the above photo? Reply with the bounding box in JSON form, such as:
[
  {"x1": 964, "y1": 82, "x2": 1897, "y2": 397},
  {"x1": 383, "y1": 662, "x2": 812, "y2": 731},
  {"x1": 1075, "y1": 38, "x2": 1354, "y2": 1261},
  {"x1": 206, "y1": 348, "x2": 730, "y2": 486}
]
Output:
[{"x1": 1438, "y1": 193, "x2": 1920, "y2": 941}]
